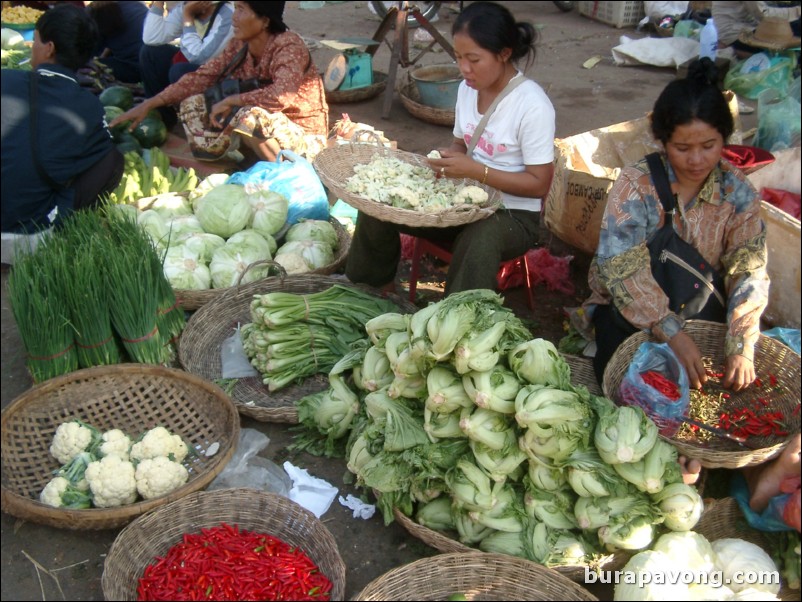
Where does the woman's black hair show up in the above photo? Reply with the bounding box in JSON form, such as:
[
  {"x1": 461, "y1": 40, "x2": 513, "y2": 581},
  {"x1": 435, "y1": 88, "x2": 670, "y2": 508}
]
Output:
[
  {"x1": 36, "y1": 3, "x2": 99, "y2": 71},
  {"x1": 243, "y1": 1, "x2": 288, "y2": 34},
  {"x1": 86, "y1": 1, "x2": 125, "y2": 39},
  {"x1": 452, "y1": 1, "x2": 538, "y2": 69},
  {"x1": 650, "y1": 57, "x2": 734, "y2": 144}
]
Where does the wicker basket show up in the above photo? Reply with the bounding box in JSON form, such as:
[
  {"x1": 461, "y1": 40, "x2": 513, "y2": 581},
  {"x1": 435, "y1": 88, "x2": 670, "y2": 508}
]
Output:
[
  {"x1": 313, "y1": 139, "x2": 502, "y2": 229},
  {"x1": 326, "y1": 71, "x2": 387, "y2": 104},
  {"x1": 563, "y1": 353, "x2": 603, "y2": 396},
  {"x1": 174, "y1": 216, "x2": 351, "y2": 311},
  {"x1": 392, "y1": 508, "x2": 629, "y2": 583},
  {"x1": 354, "y1": 551, "x2": 599, "y2": 601},
  {"x1": 0, "y1": 364, "x2": 239, "y2": 530},
  {"x1": 602, "y1": 320, "x2": 801, "y2": 469},
  {"x1": 178, "y1": 273, "x2": 418, "y2": 423},
  {"x1": 102, "y1": 488, "x2": 346, "y2": 601},
  {"x1": 398, "y1": 76, "x2": 456, "y2": 127},
  {"x1": 695, "y1": 497, "x2": 797, "y2": 602}
]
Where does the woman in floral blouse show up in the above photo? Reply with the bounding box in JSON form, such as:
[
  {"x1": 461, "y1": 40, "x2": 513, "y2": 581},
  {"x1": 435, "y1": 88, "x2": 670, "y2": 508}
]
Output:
[
  {"x1": 578, "y1": 58, "x2": 769, "y2": 392},
  {"x1": 111, "y1": 1, "x2": 327, "y2": 161}
]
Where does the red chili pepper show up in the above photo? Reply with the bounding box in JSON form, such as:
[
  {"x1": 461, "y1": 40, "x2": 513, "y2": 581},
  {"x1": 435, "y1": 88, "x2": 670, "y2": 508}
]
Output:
[{"x1": 641, "y1": 370, "x2": 682, "y2": 401}]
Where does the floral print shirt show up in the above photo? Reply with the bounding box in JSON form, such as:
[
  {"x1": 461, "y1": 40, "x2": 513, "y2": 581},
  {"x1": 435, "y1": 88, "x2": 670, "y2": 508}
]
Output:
[
  {"x1": 581, "y1": 154, "x2": 769, "y2": 361},
  {"x1": 158, "y1": 31, "x2": 328, "y2": 136}
]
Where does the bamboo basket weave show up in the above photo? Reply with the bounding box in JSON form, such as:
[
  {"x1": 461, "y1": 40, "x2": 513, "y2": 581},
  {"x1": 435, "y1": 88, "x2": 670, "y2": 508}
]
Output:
[
  {"x1": 392, "y1": 508, "x2": 629, "y2": 583},
  {"x1": 563, "y1": 352, "x2": 603, "y2": 396},
  {"x1": 0, "y1": 364, "x2": 239, "y2": 530},
  {"x1": 178, "y1": 272, "x2": 418, "y2": 423},
  {"x1": 602, "y1": 321, "x2": 801, "y2": 469},
  {"x1": 695, "y1": 496, "x2": 797, "y2": 602},
  {"x1": 313, "y1": 136, "x2": 502, "y2": 228},
  {"x1": 102, "y1": 489, "x2": 346, "y2": 601},
  {"x1": 174, "y1": 216, "x2": 351, "y2": 311},
  {"x1": 398, "y1": 76, "x2": 456, "y2": 127},
  {"x1": 354, "y1": 551, "x2": 599, "y2": 601},
  {"x1": 326, "y1": 71, "x2": 387, "y2": 104}
]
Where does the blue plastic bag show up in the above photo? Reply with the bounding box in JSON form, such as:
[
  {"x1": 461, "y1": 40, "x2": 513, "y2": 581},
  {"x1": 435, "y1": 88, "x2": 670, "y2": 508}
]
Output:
[
  {"x1": 227, "y1": 150, "x2": 330, "y2": 225},
  {"x1": 618, "y1": 342, "x2": 690, "y2": 436},
  {"x1": 731, "y1": 472, "x2": 793, "y2": 532},
  {"x1": 762, "y1": 327, "x2": 801, "y2": 355}
]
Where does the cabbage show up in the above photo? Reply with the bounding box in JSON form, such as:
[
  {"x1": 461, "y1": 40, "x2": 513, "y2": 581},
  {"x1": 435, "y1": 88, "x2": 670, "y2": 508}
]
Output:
[
  {"x1": 137, "y1": 209, "x2": 169, "y2": 247},
  {"x1": 195, "y1": 184, "x2": 252, "y2": 238},
  {"x1": 614, "y1": 550, "x2": 690, "y2": 601},
  {"x1": 2, "y1": 28, "x2": 25, "y2": 50},
  {"x1": 285, "y1": 219, "x2": 338, "y2": 248},
  {"x1": 189, "y1": 173, "x2": 230, "y2": 205},
  {"x1": 275, "y1": 239, "x2": 333, "y2": 270},
  {"x1": 273, "y1": 252, "x2": 312, "y2": 275},
  {"x1": 209, "y1": 244, "x2": 271, "y2": 288},
  {"x1": 226, "y1": 229, "x2": 273, "y2": 261},
  {"x1": 138, "y1": 192, "x2": 193, "y2": 219},
  {"x1": 248, "y1": 191, "x2": 288, "y2": 236},
  {"x1": 167, "y1": 215, "x2": 204, "y2": 244},
  {"x1": 508, "y1": 339, "x2": 571, "y2": 389},
  {"x1": 712, "y1": 538, "x2": 781, "y2": 595},
  {"x1": 180, "y1": 232, "x2": 225, "y2": 264},
  {"x1": 651, "y1": 531, "x2": 715, "y2": 575},
  {"x1": 162, "y1": 245, "x2": 211, "y2": 290}
]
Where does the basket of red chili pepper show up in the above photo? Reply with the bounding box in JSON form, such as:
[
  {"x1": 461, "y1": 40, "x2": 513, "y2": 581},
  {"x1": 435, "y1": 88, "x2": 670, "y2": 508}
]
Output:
[
  {"x1": 101, "y1": 488, "x2": 346, "y2": 601},
  {"x1": 603, "y1": 320, "x2": 801, "y2": 469}
]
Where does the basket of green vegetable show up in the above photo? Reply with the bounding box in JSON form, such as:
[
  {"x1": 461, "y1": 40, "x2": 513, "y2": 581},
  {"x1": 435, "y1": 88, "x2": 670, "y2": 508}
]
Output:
[
  {"x1": 102, "y1": 489, "x2": 346, "y2": 600},
  {"x1": 354, "y1": 551, "x2": 598, "y2": 601},
  {"x1": 0, "y1": 364, "x2": 239, "y2": 530},
  {"x1": 178, "y1": 271, "x2": 418, "y2": 423}
]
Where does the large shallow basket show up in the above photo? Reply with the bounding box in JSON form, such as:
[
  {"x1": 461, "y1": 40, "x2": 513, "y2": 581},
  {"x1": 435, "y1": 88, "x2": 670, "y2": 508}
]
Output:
[
  {"x1": 326, "y1": 71, "x2": 387, "y2": 104},
  {"x1": 399, "y1": 76, "x2": 456, "y2": 127},
  {"x1": 392, "y1": 508, "x2": 628, "y2": 583},
  {"x1": 603, "y1": 320, "x2": 801, "y2": 469},
  {"x1": 174, "y1": 216, "x2": 351, "y2": 311},
  {"x1": 563, "y1": 352, "x2": 603, "y2": 396},
  {"x1": 179, "y1": 273, "x2": 418, "y2": 423},
  {"x1": 695, "y1": 497, "x2": 797, "y2": 601},
  {"x1": 0, "y1": 364, "x2": 239, "y2": 530},
  {"x1": 354, "y1": 551, "x2": 598, "y2": 601},
  {"x1": 102, "y1": 488, "x2": 346, "y2": 600},
  {"x1": 314, "y1": 141, "x2": 502, "y2": 228}
]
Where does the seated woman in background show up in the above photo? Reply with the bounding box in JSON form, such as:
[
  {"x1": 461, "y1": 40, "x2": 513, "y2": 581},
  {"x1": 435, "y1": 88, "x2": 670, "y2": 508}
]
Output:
[
  {"x1": 111, "y1": 1, "x2": 327, "y2": 163},
  {"x1": 86, "y1": 0, "x2": 148, "y2": 85},
  {"x1": 576, "y1": 58, "x2": 769, "y2": 392}
]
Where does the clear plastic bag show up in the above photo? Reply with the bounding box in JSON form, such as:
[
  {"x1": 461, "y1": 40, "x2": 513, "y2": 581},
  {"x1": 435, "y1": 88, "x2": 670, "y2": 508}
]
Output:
[
  {"x1": 220, "y1": 325, "x2": 259, "y2": 378},
  {"x1": 724, "y1": 54, "x2": 794, "y2": 100},
  {"x1": 754, "y1": 87, "x2": 801, "y2": 153},
  {"x1": 207, "y1": 428, "x2": 292, "y2": 497}
]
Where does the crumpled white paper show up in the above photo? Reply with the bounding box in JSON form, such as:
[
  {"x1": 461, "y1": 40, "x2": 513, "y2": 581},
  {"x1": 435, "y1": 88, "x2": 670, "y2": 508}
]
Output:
[
  {"x1": 611, "y1": 36, "x2": 700, "y2": 68},
  {"x1": 338, "y1": 494, "x2": 376, "y2": 520},
  {"x1": 283, "y1": 461, "x2": 338, "y2": 518}
]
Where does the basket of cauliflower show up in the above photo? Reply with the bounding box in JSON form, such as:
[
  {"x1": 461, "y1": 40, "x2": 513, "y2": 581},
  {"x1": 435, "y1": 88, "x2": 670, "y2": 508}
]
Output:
[
  {"x1": 313, "y1": 137, "x2": 503, "y2": 228},
  {"x1": 0, "y1": 364, "x2": 240, "y2": 530}
]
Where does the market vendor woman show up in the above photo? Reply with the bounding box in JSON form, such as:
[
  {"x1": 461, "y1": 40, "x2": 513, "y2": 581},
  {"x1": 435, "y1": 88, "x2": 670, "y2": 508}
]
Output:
[
  {"x1": 576, "y1": 58, "x2": 769, "y2": 392},
  {"x1": 1, "y1": 3, "x2": 123, "y2": 237}
]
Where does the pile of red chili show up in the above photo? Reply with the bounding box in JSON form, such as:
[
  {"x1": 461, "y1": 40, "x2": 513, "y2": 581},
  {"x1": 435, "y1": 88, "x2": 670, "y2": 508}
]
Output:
[
  {"x1": 137, "y1": 523, "x2": 332, "y2": 601},
  {"x1": 641, "y1": 370, "x2": 681, "y2": 400}
]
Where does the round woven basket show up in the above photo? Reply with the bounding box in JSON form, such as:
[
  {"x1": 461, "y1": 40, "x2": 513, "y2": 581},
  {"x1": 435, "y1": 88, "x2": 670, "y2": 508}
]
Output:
[
  {"x1": 392, "y1": 508, "x2": 628, "y2": 583},
  {"x1": 326, "y1": 71, "x2": 388, "y2": 104},
  {"x1": 174, "y1": 216, "x2": 351, "y2": 311},
  {"x1": 602, "y1": 320, "x2": 801, "y2": 469},
  {"x1": 695, "y1": 497, "x2": 797, "y2": 601},
  {"x1": 354, "y1": 551, "x2": 599, "y2": 601},
  {"x1": 178, "y1": 273, "x2": 418, "y2": 423},
  {"x1": 101, "y1": 488, "x2": 346, "y2": 601},
  {"x1": 563, "y1": 352, "x2": 603, "y2": 396},
  {"x1": 398, "y1": 76, "x2": 456, "y2": 127},
  {"x1": 313, "y1": 140, "x2": 502, "y2": 229},
  {"x1": 0, "y1": 364, "x2": 239, "y2": 530}
]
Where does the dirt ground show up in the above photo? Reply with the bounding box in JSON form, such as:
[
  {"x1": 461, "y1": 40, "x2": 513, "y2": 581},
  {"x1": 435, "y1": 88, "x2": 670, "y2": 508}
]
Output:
[{"x1": 1, "y1": 2, "x2": 762, "y2": 601}]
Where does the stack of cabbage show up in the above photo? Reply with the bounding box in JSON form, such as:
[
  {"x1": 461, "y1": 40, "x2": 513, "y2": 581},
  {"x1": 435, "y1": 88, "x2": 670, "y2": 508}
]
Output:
[
  {"x1": 292, "y1": 290, "x2": 704, "y2": 569},
  {"x1": 130, "y1": 175, "x2": 339, "y2": 291}
]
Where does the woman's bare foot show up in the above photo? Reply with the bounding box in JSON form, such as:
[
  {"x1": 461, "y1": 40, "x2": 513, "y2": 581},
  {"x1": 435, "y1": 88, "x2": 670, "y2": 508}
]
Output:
[
  {"x1": 748, "y1": 433, "x2": 801, "y2": 512},
  {"x1": 679, "y1": 455, "x2": 702, "y2": 486}
]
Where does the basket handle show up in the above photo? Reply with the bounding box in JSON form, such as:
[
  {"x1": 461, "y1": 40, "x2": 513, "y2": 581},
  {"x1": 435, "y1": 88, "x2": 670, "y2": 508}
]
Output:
[
  {"x1": 349, "y1": 129, "x2": 388, "y2": 155},
  {"x1": 234, "y1": 259, "x2": 287, "y2": 288}
]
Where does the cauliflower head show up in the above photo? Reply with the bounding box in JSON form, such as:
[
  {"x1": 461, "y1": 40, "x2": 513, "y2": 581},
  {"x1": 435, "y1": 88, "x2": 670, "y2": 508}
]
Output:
[
  {"x1": 84, "y1": 455, "x2": 137, "y2": 508},
  {"x1": 49, "y1": 420, "x2": 101, "y2": 465},
  {"x1": 135, "y1": 456, "x2": 189, "y2": 500},
  {"x1": 39, "y1": 476, "x2": 92, "y2": 509},
  {"x1": 130, "y1": 427, "x2": 188, "y2": 463},
  {"x1": 453, "y1": 185, "x2": 489, "y2": 206},
  {"x1": 99, "y1": 429, "x2": 132, "y2": 461}
]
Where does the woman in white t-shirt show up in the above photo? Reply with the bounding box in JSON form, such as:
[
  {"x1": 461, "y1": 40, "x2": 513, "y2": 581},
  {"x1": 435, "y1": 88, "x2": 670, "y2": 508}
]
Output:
[{"x1": 345, "y1": 1, "x2": 555, "y2": 296}]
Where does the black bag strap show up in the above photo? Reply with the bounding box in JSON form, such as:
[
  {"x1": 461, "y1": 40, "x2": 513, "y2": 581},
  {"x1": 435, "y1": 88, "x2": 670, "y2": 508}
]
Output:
[
  {"x1": 29, "y1": 72, "x2": 69, "y2": 191},
  {"x1": 646, "y1": 152, "x2": 676, "y2": 215},
  {"x1": 215, "y1": 44, "x2": 248, "y2": 84}
]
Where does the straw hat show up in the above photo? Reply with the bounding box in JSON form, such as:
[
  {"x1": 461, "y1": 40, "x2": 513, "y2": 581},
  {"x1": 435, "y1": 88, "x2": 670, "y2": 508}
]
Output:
[{"x1": 738, "y1": 16, "x2": 801, "y2": 51}]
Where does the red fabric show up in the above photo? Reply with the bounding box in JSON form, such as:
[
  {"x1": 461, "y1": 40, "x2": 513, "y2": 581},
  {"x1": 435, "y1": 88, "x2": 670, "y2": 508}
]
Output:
[
  {"x1": 497, "y1": 248, "x2": 575, "y2": 295},
  {"x1": 172, "y1": 50, "x2": 189, "y2": 65},
  {"x1": 761, "y1": 187, "x2": 801, "y2": 219},
  {"x1": 721, "y1": 145, "x2": 775, "y2": 170}
]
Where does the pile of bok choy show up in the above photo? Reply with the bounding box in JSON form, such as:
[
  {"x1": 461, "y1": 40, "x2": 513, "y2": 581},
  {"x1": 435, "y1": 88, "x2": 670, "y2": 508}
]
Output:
[{"x1": 291, "y1": 289, "x2": 705, "y2": 569}]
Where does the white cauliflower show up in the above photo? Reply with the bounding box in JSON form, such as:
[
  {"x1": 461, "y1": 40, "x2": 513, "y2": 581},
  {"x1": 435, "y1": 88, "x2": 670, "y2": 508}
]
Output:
[
  {"x1": 130, "y1": 426, "x2": 189, "y2": 463},
  {"x1": 49, "y1": 420, "x2": 101, "y2": 465},
  {"x1": 84, "y1": 455, "x2": 137, "y2": 508},
  {"x1": 98, "y1": 429, "x2": 132, "y2": 461},
  {"x1": 135, "y1": 456, "x2": 189, "y2": 500},
  {"x1": 427, "y1": 150, "x2": 442, "y2": 159},
  {"x1": 453, "y1": 185, "x2": 489, "y2": 205},
  {"x1": 39, "y1": 476, "x2": 92, "y2": 509}
]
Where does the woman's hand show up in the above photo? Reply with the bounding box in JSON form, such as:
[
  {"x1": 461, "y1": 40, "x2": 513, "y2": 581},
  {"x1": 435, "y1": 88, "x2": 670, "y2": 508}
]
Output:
[
  {"x1": 722, "y1": 354, "x2": 755, "y2": 392},
  {"x1": 183, "y1": 1, "x2": 212, "y2": 21},
  {"x1": 427, "y1": 149, "x2": 480, "y2": 180},
  {"x1": 209, "y1": 97, "x2": 236, "y2": 130},
  {"x1": 109, "y1": 100, "x2": 155, "y2": 132},
  {"x1": 668, "y1": 331, "x2": 707, "y2": 389}
]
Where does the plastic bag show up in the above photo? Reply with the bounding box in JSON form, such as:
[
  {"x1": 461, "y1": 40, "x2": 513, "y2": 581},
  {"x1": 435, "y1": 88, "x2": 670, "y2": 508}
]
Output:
[
  {"x1": 496, "y1": 248, "x2": 575, "y2": 295},
  {"x1": 618, "y1": 341, "x2": 690, "y2": 437},
  {"x1": 207, "y1": 428, "x2": 292, "y2": 496},
  {"x1": 761, "y1": 187, "x2": 801, "y2": 219},
  {"x1": 762, "y1": 327, "x2": 801, "y2": 354},
  {"x1": 226, "y1": 150, "x2": 330, "y2": 225},
  {"x1": 724, "y1": 54, "x2": 794, "y2": 100},
  {"x1": 754, "y1": 87, "x2": 802, "y2": 153},
  {"x1": 731, "y1": 472, "x2": 795, "y2": 532},
  {"x1": 221, "y1": 325, "x2": 259, "y2": 378}
]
